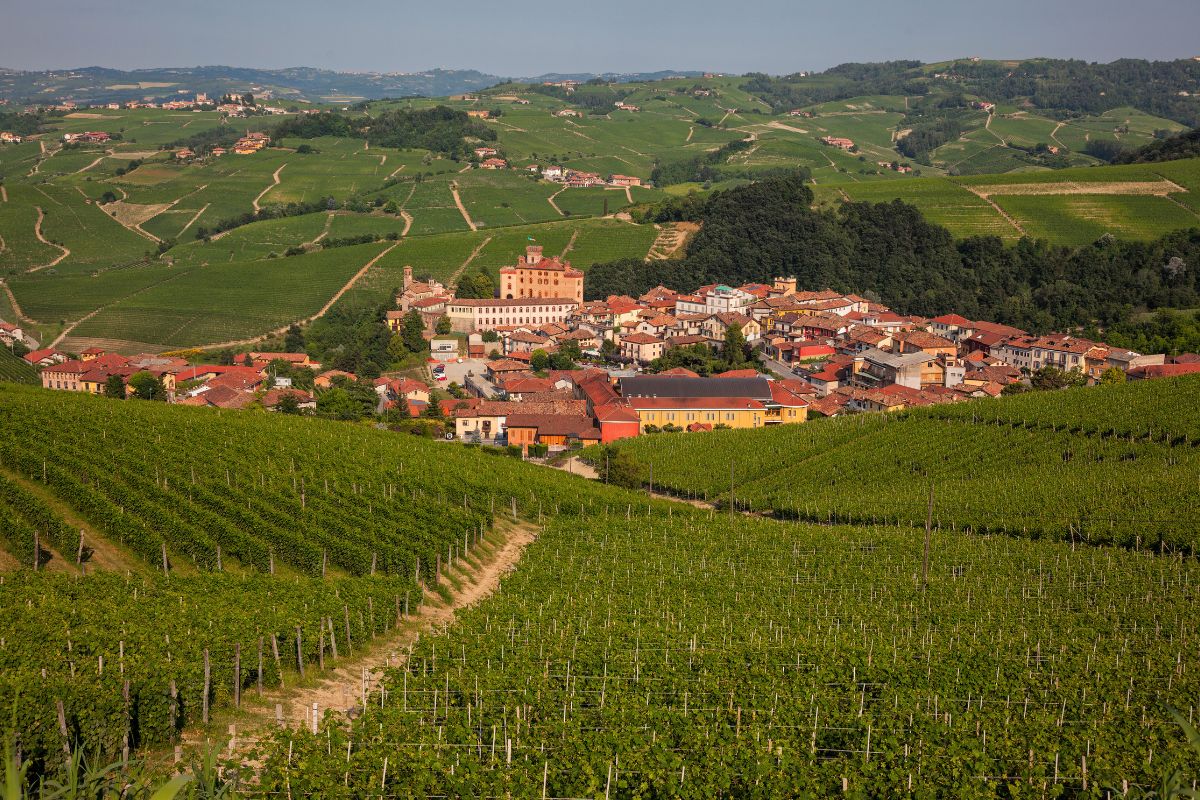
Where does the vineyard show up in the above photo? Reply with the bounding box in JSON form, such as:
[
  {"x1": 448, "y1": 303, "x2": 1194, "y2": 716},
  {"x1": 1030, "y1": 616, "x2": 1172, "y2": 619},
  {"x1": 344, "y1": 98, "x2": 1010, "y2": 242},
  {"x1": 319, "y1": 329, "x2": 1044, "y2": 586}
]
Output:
[
  {"x1": 608, "y1": 375, "x2": 1200, "y2": 552},
  {"x1": 0, "y1": 383, "x2": 658, "y2": 779},
  {"x1": 1, "y1": 376, "x2": 1199, "y2": 794},
  {"x1": 252, "y1": 509, "x2": 1200, "y2": 797}
]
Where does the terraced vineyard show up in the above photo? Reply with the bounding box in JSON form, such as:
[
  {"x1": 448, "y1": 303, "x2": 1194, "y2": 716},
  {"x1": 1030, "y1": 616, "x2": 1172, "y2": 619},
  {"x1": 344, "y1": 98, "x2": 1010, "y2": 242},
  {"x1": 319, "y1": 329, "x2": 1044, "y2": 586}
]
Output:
[
  {"x1": 0, "y1": 347, "x2": 36, "y2": 383},
  {"x1": 611, "y1": 375, "x2": 1200, "y2": 550}
]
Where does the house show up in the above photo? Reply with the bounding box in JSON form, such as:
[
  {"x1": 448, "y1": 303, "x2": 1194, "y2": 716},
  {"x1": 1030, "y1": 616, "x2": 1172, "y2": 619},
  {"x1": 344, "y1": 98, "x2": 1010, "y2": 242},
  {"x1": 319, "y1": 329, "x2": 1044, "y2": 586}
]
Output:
[
  {"x1": 0, "y1": 132, "x2": 23, "y2": 144},
  {"x1": 853, "y1": 347, "x2": 961, "y2": 390},
  {"x1": 262, "y1": 388, "x2": 317, "y2": 412},
  {"x1": 314, "y1": 369, "x2": 357, "y2": 389},
  {"x1": 928, "y1": 313, "x2": 975, "y2": 342},
  {"x1": 430, "y1": 338, "x2": 459, "y2": 362},
  {"x1": 1127, "y1": 363, "x2": 1200, "y2": 380},
  {"x1": 619, "y1": 332, "x2": 665, "y2": 364},
  {"x1": 703, "y1": 313, "x2": 760, "y2": 348},
  {"x1": 22, "y1": 348, "x2": 67, "y2": 368},
  {"x1": 614, "y1": 102, "x2": 640, "y2": 112},
  {"x1": 453, "y1": 399, "x2": 586, "y2": 443},
  {"x1": 554, "y1": 109, "x2": 581, "y2": 118},
  {"x1": 374, "y1": 377, "x2": 430, "y2": 404},
  {"x1": 248, "y1": 351, "x2": 319, "y2": 370},
  {"x1": 820, "y1": 136, "x2": 855, "y2": 150},
  {"x1": 609, "y1": 174, "x2": 642, "y2": 187},
  {"x1": 466, "y1": 110, "x2": 491, "y2": 119},
  {"x1": 895, "y1": 330, "x2": 958, "y2": 360},
  {"x1": 593, "y1": 402, "x2": 642, "y2": 442},
  {"x1": 499, "y1": 246, "x2": 585, "y2": 304},
  {"x1": 504, "y1": 414, "x2": 601, "y2": 449},
  {"x1": 542, "y1": 165, "x2": 564, "y2": 180},
  {"x1": 480, "y1": 157, "x2": 508, "y2": 170},
  {"x1": 992, "y1": 334, "x2": 1109, "y2": 379},
  {"x1": 474, "y1": 147, "x2": 499, "y2": 158}
]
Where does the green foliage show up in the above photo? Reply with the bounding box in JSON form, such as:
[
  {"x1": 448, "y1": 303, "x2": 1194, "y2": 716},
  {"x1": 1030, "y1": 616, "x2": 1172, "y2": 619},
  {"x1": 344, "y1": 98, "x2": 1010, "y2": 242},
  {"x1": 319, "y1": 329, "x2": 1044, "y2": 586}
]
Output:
[
  {"x1": 127, "y1": 371, "x2": 165, "y2": 401},
  {"x1": 103, "y1": 374, "x2": 125, "y2": 399},
  {"x1": 434, "y1": 315, "x2": 452, "y2": 336},
  {"x1": 1116, "y1": 127, "x2": 1200, "y2": 164}
]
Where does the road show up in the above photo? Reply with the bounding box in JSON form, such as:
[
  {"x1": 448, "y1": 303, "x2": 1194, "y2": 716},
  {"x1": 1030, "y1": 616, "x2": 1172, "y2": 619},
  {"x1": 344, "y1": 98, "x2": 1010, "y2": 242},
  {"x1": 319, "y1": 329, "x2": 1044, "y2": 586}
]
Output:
[{"x1": 758, "y1": 353, "x2": 799, "y2": 379}]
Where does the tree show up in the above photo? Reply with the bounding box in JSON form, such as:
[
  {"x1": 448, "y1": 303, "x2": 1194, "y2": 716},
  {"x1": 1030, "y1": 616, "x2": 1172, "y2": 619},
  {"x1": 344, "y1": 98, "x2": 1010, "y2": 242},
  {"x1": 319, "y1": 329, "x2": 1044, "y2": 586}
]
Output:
[
  {"x1": 401, "y1": 310, "x2": 426, "y2": 354},
  {"x1": 128, "y1": 371, "x2": 165, "y2": 401},
  {"x1": 103, "y1": 374, "x2": 126, "y2": 399},
  {"x1": 530, "y1": 349, "x2": 550, "y2": 372},
  {"x1": 275, "y1": 393, "x2": 301, "y2": 414},
  {"x1": 724, "y1": 324, "x2": 747, "y2": 366},
  {"x1": 1100, "y1": 366, "x2": 1127, "y2": 385},
  {"x1": 595, "y1": 445, "x2": 646, "y2": 488},
  {"x1": 284, "y1": 324, "x2": 305, "y2": 353},
  {"x1": 316, "y1": 388, "x2": 363, "y2": 421},
  {"x1": 435, "y1": 315, "x2": 452, "y2": 335},
  {"x1": 482, "y1": 330, "x2": 499, "y2": 343}
]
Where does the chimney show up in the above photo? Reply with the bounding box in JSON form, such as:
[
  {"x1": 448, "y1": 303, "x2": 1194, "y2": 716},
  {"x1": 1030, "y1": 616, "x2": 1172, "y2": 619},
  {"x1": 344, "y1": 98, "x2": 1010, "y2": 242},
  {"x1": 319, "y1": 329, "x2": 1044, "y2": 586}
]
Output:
[{"x1": 526, "y1": 245, "x2": 543, "y2": 265}]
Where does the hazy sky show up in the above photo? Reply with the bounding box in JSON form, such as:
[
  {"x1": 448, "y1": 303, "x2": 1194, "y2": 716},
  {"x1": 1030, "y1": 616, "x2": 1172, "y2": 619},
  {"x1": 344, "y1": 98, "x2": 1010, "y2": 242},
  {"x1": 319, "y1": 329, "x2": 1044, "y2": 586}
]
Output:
[{"x1": 3, "y1": 0, "x2": 1199, "y2": 76}]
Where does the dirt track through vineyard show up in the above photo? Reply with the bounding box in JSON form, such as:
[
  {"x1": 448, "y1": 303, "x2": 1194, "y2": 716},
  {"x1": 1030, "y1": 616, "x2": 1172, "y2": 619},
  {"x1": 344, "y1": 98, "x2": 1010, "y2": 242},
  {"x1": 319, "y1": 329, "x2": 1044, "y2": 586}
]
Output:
[{"x1": 184, "y1": 520, "x2": 538, "y2": 761}]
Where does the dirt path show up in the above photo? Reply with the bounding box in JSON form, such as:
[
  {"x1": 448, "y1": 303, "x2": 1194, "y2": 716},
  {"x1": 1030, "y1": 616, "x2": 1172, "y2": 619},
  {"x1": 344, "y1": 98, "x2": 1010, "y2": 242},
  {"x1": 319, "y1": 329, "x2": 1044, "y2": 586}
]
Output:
[
  {"x1": 198, "y1": 243, "x2": 399, "y2": 350},
  {"x1": 190, "y1": 521, "x2": 538, "y2": 754},
  {"x1": 303, "y1": 212, "x2": 336, "y2": 249},
  {"x1": 961, "y1": 186, "x2": 1026, "y2": 237},
  {"x1": 1050, "y1": 122, "x2": 1067, "y2": 150},
  {"x1": 387, "y1": 164, "x2": 406, "y2": 179},
  {"x1": 399, "y1": 210, "x2": 413, "y2": 237},
  {"x1": 559, "y1": 228, "x2": 579, "y2": 258},
  {"x1": 30, "y1": 207, "x2": 71, "y2": 271},
  {"x1": 624, "y1": 186, "x2": 633, "y2": 204},
  {"x1": 1, "y1": 186, "x2": 7, "y2": 203},
  {"x1": 547, "y1": 187, "x2": 567, "y2": 217},
  {"x1": 0, "y1": 466, "x2": 136, "y2": 573},
  {"x1": 1, "y1": 280, "x2": 37, "y2": 325},
  {"x1": 252, "y1": 164, "x2": 287, "y2": 213},
  {"x1": 178, "y1": 203, "x2": 211, "y2": 237},
  {"x1": 983, "y1": 111, "x2": 1005, "y2": 145},
  {"x1": 74, "y1": 152, "x2": 110, "y2": 175},
  {"x1": 767, "y1": 121, "x2": 809, "y2": 135},
  {"x1": 448, "y1": 235, "x2": 492, "y2": 289},
  {"x1": 686, "y1": 126, "x2": 694, "y2": 143},
  {"x1": 450, "y1": 182, "x2": 477, "y2": 231}
]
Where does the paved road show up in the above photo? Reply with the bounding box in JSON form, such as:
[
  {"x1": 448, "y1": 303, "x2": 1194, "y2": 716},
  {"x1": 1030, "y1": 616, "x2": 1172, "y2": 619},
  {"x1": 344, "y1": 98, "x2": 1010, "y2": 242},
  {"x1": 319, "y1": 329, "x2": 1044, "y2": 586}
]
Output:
[{"x1": 758, "y1": 353, "x2": 799, "y2": 379}]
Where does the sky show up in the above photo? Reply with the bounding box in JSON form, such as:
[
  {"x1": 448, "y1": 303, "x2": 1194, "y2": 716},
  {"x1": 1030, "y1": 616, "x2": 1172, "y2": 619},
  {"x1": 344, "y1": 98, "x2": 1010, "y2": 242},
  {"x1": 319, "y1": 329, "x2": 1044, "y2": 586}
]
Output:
[{"x1": 3, "y1": 0, "x2": 1199, "y2": 76}]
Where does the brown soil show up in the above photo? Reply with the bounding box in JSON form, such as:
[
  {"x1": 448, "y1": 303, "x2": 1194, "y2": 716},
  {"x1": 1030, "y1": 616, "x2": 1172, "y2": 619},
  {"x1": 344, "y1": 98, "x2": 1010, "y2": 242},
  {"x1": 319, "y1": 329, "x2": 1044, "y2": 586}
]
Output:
[{"x1": 967, "y1": 180, "x2": 1186, "y2": 198}]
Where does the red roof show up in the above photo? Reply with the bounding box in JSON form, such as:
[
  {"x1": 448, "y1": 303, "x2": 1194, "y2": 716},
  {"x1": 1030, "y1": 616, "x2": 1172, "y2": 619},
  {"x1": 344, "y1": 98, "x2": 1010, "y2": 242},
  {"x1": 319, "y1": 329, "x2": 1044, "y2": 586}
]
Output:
[
  {"x1": 713, "y1": 369, "x2": 759, "y2": 379},
  {"x1": 593, "y1": 402, "x2": 643, "y2": 423},
  {"x1": 1129, "y1": 363, "x2": 1200, "y2": 379},
  {"x1": 621, "y1": 333, "x2": 663, "y2": 345},
  {"x1": 659, "y1": 367, "x2": 700, "y2": 378},
  {"x1": 931, "y1": 313, "x2": 972, "y2": 326},
  {"x1": 23, "y1": 348, "x2": 64, "y2": 364}
]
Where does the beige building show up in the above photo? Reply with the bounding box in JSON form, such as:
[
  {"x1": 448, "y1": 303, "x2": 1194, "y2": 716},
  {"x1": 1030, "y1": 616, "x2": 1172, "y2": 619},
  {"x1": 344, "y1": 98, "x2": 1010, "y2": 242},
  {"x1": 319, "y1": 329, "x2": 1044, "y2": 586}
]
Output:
[
  {"x1": 499, "y1": 246, "x2": 585, "y2": 304},
  {"x1": 445, "y1": 298, "x2": 578, "y2": 333}
]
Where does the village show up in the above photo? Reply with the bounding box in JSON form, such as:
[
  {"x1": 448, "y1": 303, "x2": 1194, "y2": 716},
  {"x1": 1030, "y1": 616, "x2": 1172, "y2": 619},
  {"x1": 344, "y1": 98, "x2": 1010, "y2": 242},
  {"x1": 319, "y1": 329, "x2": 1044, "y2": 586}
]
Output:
[{"x1": 8, "y1": 242, "x2": 1199, "y2": 455}]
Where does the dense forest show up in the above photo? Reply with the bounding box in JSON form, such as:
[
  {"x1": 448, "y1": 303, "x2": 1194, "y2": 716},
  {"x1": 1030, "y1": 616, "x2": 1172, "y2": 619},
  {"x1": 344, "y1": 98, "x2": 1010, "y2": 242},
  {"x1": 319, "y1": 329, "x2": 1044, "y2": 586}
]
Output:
[
  {"x1": 268, "y1": 106, "x2": 496, "y2": 158},
  {"x1": 743, "y1": 58, "x2": 1200, "y2": 127},
  {"x1": 588, "y1": 173, "x2": 1200, "y2": 333},
  {"x1": 1115, "y1": 126, "x2": 1200, "y2": 163}
]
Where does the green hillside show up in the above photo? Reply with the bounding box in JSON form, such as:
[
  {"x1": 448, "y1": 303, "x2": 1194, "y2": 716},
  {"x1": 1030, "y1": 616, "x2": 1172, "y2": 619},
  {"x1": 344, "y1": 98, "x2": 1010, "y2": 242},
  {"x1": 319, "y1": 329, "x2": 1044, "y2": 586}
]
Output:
[
  {"x1": 0, "y1": 347, "x2": 36, "y2": 383},
  {"x1": 2, "y1": 377, "x2": 1200, "y2": 792},
  {"x1": 610, "y1": 375, "x2": 1200, "y2": 549}
]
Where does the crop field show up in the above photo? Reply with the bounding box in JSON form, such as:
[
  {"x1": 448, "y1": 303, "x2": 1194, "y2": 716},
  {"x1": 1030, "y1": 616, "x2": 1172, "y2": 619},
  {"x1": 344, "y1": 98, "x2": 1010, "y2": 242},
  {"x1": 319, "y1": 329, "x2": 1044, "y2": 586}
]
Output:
[
  {"x1": 68, "y1": 242, "x2": 391, "y2": 348},
  {"x1": 993, "y1": 193, "x2": 1199, "y2": 244},
  {"x1": 44, "y1": 109, "x2": 229, "y2": 148},
  {"x1": 613, "y1": 375, "x2": 1200, "y2": 549},
  {"x1": 0, "y1": 347, "x2": 36, "y2": 383},
  {"x1": 0, "y1": 373, "x2": 1199, "y2": 793},
  {"x1": 22, "y1": 183, "x2": 152, "y2": 272},
  {"x1": 257, "y1": 509, "x2": 1200, "y2": 797},
  {"x1": 824, "y1": 178, "x2": 1019, "y2": 240},
  {"x1": 168, "y1": 212, "x2": 331, "y2": 266},
  {"x1": 0, "y1": 184, "x2": 64, "y2": 271},
  {"x1": 9, "y1": 262, "x2": 189, "y2": 324}
]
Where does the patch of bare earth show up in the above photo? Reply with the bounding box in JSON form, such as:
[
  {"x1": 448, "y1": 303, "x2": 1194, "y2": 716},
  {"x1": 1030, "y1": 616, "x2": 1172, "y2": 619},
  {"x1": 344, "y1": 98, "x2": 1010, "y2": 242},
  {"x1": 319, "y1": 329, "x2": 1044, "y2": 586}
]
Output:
[{"x1": 967, "y1": 179, "x2": 1187, "y2": 198}]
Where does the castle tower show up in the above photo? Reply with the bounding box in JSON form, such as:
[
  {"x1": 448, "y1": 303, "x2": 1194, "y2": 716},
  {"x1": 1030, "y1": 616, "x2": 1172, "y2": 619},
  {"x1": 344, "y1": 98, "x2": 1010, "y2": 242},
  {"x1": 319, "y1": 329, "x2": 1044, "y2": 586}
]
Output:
[
  {"x1": 403, "y1": 265, "x2": 413, "y2": 291},
  {"x1": 525, "y1": 245, "x2": 543, "y2": 265}
]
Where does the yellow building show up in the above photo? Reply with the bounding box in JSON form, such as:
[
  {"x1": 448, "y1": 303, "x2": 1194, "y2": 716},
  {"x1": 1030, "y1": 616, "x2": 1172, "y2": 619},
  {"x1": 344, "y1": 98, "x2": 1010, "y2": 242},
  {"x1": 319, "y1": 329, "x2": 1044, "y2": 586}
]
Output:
[{"x1": 627, "y1": 397, "x2": 767, "y2": 429}]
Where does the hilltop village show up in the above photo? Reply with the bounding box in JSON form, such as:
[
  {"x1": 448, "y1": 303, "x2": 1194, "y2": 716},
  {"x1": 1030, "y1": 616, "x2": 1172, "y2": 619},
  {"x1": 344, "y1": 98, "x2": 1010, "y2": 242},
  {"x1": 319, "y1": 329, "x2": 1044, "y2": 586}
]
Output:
[{"x1": 9, "y1": 243, "x2": 1197, "y2": 453}]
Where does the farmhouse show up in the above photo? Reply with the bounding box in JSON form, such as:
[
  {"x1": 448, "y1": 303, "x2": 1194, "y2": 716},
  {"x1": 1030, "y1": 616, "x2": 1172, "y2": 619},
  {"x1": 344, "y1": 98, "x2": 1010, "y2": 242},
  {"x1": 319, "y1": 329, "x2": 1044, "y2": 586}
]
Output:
[
  {"x1": 466, "y1": 110, "x2": 491, "y2": 119},
  {"x1": 820, "y1": 136, "x2": 855, "y2": 150},
  {"x1": 609, "y1": 174, "x2": 642, "y2": 187},
  {"x1": 0, "y1": 132, "x2": 22, "y2": 144},
  {"x1": 480, "y1": 157, "x2": 508, "y2": 170}
]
